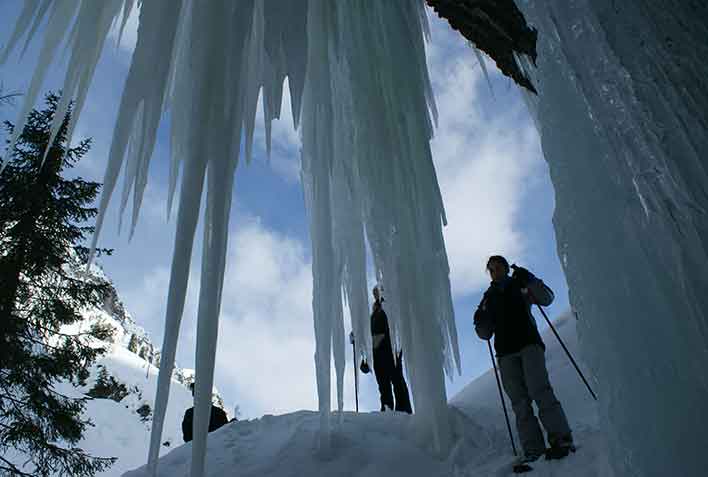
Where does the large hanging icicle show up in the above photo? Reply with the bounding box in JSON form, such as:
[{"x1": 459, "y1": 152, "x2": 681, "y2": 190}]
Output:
[
  {"x1": 299, "y1": 0, "x2": 341, "y2": 448},
  {"x1": 3, "y1": 0, "x2": 461, "y2": 474},
  {"x1": 306, "y1": 0, "x2": 461, "y2": 451}
]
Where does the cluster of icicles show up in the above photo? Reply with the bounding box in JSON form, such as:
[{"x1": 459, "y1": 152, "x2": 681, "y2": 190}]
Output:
[{"x1": 3, "y1": 1, "x2": 461, "y2": 475}]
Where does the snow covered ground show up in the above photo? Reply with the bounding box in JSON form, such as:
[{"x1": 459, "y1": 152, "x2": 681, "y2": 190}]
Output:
[{"x1": 124, "y1": 312, "x2": 611, "y2": 476}]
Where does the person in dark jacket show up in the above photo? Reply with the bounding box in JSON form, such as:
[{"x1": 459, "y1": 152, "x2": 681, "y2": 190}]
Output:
[
  {"x1": 370, "y1": 285, "x2": 412, "y2": 413},
  {"x1": 182, "y1": 382, "x2": 229, "y2": 443},
  {"x1": 474, "y1": 255, "x2": 573, "y2": 462}
]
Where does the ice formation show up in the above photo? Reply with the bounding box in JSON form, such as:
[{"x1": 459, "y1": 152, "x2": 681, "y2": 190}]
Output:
[
  {"x1": 515, "y1": 1, "x2": 708, "y2": 476},
  {"x1": 7, "y1": 0, "x2": 705, "y2": 475},
  {"x1": 2, "y1": 1, "x2": 461, "y2": 476}
]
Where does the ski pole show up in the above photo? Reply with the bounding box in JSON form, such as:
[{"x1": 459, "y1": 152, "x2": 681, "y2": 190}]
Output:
[
  {"x1": 350, "y1": 331, "x2": 359, "y2": 412},
  {"x1": 488, "y1": 340, "x2": 518, "y2": 457},
  {"x1": 527, "y1": 290, "x2": 598, "y2": 401}
]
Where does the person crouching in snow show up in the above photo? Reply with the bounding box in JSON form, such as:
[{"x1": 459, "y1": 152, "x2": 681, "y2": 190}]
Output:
[
  {"x1": 182, "y1": 382, "x2": 229, "y2": 443},
  {"x1": 474, "y1": 255, "x2": 573, "y2": 462},
  {"x1": 370, "y1": 285, "x2": 412, "y2": 413}
]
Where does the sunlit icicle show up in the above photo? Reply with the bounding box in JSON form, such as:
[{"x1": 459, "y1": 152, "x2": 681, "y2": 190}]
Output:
[
  {"x1": 91, "y1": 0, "x2": 183, "y2": 257},
  {"x1": 40, "y1": 1, "x2": 124, "y2": 167},
  {"x1": 6, "y1": 2, "x2": 463, "y2": 473},
  {"x1": 0, "y1": 0, "x2": 40, "y2": 64},
  {"x1": 1, "y1": 0, "x2": 79, "y2": 171}
]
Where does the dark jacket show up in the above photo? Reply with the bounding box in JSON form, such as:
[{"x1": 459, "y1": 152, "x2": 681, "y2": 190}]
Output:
[
  {"x1": 474, "y1": 271, "x2": 554, "y2": 356},
  {"x1": 370, "y1": 301, "x2": 393, "y2": 357},
  {"x1": 182, "y1": 405, "x2": 229, "y2": 443}
]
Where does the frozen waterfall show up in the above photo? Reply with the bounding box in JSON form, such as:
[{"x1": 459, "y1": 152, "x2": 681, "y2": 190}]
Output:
[{"x1": 2, "y1": 1, "x2": 462, "y2": 476}]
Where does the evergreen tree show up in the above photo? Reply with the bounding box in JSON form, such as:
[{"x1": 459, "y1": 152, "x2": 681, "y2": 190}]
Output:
[
  {"x1": 127, "y1": 334, "x2": 139, "y2": 354},
  {"x1": 0, "y1": 93, "x2": 116, "y2": 476}
]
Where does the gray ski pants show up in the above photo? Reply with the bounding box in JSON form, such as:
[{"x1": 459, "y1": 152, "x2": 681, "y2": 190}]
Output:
[{"x1": 498, "y1": 344, "x2": 572, "y2": 455}]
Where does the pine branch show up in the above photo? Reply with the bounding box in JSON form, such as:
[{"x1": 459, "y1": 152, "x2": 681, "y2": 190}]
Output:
[
  {"x1": 0, "y1": 92, "x2": 22, "y2": 107},
  {"x1": 0, "y1": 456, "x2": 34, "y2": 477}
]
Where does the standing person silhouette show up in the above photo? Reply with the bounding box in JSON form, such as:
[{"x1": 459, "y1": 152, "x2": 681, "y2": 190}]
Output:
[
  {"x1": 370, "y1": 285, "x2": 412, "y2": 413},
  {"x1": 474, "y1": 255, "x2": 573, "y2": 463}
]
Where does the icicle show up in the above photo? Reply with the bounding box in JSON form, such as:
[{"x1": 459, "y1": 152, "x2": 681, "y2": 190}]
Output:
[
  {"x1": 150, "y1": 1, "x2": 259, "y2": 474},
  {"x1": 2, "y1": 0, "x2": 79, "y2": 171},
  {"x1": 6, "y1": 2, "x2": 463, "y2": 472},
  {"x1": 147, "y1": 155, "x2": 206, "y2": 476},
  {"x1": 330, "y1": 0, "x2": 458, "y2": 450},
  {"x1": 191, "y1": 158, "x2": 237, "y2": 477},
  {"x1": 39, "y1": 1, "x2": 124, "y2": 169},
  {"x1": 473, "y1": 45, "x2": 495, "y2": 100},
  {"x1": 115, "y1": 0, "x2": 136, "y2": 48},
  {"x1": 298, "y1": 0, "x2": 460, "y2": 452},
  {"x1": 92, "y1": 0, "x2": 184, "y2": 256},
  {"x1": 300, "y1": 0, "x2": 338, "y2": 448},
  {"x1": 166, "y1": 1, "x2": 194, "y2": 221},
  {"x1": 0, "y1": 0, "x2": 40, "y2": 64},
  {"x1": 21, "y1": 0, "x2": 53, "y2": 60}
]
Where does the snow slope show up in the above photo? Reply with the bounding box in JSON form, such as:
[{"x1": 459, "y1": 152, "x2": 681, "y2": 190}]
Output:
[
  {"x1": 124, "y1": 312, "x2": 611, "y2": 476},
  {"x1": 75, "y1": 346, "x2": 194, "y2": 477}
]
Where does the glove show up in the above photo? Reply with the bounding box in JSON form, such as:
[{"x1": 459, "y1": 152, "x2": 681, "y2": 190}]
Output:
[{"x1": 511, "y1": 264, "x2": 534, "y2": 286}]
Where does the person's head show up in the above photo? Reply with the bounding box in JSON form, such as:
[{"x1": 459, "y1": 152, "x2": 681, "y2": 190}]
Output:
[
  {"x1": 372, "y1": 284, "x2": 383, "y2": 303},
  {"x1": 486, "y1": 255, "x2": 510, "y2": 282}
]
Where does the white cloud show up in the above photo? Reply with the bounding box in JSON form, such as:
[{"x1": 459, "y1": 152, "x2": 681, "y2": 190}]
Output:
[{"x1": 426, "y1": 15, "x2": 545, "y2": 296}]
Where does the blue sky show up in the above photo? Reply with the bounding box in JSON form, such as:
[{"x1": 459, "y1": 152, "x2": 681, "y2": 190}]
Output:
[{"x1": 1, "y1": 3, "x2": 569, "y2": 420}]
